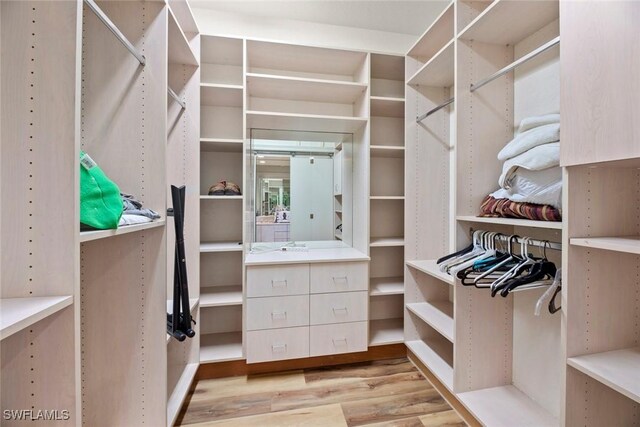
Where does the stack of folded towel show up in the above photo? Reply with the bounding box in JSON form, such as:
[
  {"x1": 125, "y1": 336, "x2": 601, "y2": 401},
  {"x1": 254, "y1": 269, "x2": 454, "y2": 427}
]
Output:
[{"x1": 480, "y1": 113, "x2": 562, "y2": 222}]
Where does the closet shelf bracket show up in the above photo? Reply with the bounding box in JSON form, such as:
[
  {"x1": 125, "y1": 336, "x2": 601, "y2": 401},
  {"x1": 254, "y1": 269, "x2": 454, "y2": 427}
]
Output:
[
  {"x1": 168, "y1": 87, "x2": 186, "y2": 110},
  {"x1": 416, "y1": 97, "x2": 454, "y2": 123},
  {"x1": 83, "y1": 0, "x2": 146, "y2": 66},
  {"x1": 470, "y1": 36, "x2": 560, "y2": 92}
]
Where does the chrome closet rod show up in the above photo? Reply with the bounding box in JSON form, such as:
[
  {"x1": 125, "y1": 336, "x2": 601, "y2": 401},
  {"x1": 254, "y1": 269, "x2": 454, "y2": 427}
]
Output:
[
  {"x1": 416, "y1": 97, "x2": 454, "y2": 123},
  {"x1": 470, "y1": 36, "x2": 560, "y2": 92},
  {"x1": 473, "y1": 231, "x2": 562, "y2": 251},
  {"x1": 83, "y1": 0, "x2": 146, "y2": 66},
  {"x1": 168, "y1": 87, "x2": 186, "y2": 110}
]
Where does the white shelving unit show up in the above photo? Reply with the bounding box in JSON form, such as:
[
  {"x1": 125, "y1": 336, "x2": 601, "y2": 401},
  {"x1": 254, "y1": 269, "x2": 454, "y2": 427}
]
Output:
[
  {"x1": 0, "y1": 296, "x2": 73, "y2": 341},
  {"x1": 368, "y1": 53, "x2": 406, "y2": 348},
  {"x1": 200, "y1": 286, "x2": 243, "y2": 307},
  {"x1": 79, "y1": 220, "x2": 166, "y2": 242},
  {"x1": 200, "y1": 332, "x2": 244, "y2": 363},
  {"x1": 406, "y1": 301, "x2": 454, "y2": 342}
]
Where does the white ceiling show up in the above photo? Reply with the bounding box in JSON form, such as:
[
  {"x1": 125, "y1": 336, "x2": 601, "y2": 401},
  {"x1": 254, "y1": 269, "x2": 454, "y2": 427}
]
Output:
[{"x1": 189, "y1": 1, "x2": 449, "y2": 36}]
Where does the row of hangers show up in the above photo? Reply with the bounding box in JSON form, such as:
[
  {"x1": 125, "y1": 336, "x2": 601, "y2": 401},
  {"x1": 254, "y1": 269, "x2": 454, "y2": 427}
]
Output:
[{"x1": 436, "y1": 231, "x2": 561, "y2": 314}]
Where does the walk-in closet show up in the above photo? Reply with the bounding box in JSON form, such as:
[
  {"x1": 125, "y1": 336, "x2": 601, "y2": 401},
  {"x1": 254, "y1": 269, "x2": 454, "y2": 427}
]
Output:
[{"x1": 1, "y1": 1, "x2": 638, "y2": 426}]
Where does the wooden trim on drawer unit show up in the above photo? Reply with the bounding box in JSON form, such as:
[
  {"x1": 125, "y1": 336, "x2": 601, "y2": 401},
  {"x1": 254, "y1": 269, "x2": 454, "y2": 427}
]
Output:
[
  {"x1": 196, "y1": 343, "x2": 407, "y2": 380},
  {"x1": 407, "y1": 349, "x2": 481, "y2": 427}
]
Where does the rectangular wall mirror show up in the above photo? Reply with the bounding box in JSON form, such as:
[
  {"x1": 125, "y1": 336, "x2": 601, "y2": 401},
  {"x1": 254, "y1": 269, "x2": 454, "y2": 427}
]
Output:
[{"x1": 248, "y1": 129, "x2": 353, "y2": 251}]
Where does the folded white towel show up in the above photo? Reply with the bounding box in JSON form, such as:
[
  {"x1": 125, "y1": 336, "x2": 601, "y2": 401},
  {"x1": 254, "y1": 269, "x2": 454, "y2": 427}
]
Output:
[
  {"x1": 498, "y1": 142, "x2": 560, "y2": 188},
  {"x1": 492, "y1": 166, "x2": 562, "y2": 209},
  {"x1": 517, "y1": 113, "x2": 560, "y2": 133},
  {"x1": 498, "y1": 123, "x2": 560, "y2": 161}
]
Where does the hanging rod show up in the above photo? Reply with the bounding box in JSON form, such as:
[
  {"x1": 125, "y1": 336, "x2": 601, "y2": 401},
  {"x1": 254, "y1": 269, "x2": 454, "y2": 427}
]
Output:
[
  {"x1": 416, "y1": 97, "x2": 454, "y2": 123},
  {"x1": 470, "y1": 229, "x2": 562, "y2": 251},
  {"x1": 168, "y1": 87, "x2": 186, "y2": 110},
  {"x1": 83, "y1": 0, "x2": 146, "y2": 66},
  {"x1": 470, "y1": 36, "x2": 560, "y2": 92}
]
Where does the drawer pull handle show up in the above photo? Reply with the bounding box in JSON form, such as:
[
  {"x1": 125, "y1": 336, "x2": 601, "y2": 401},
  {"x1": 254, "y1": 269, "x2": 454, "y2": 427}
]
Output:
[
  {"x1": 332, "y1": 337, "x2": 348, "y2": 346},
  {"x1": 332, "y1": 307, "x2": 348, "y2": 314},
  {"x1": 272, "y1": 343, "x2": 287, "y2": 353},
  {"x1": 271, "y1": 279, "x2": 288, "y2": 288},
  {"x1": 271, "y1": 311, "x2": 287, "y2": 320},
  {"x1": 332, "y1": 276, "x2": 348, "y2": 284}
]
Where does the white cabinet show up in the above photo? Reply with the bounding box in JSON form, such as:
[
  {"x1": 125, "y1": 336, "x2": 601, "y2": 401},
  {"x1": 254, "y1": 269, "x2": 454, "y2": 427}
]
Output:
[{"x1": 245, "y1": 260, "x2": 368, "y2": 363}]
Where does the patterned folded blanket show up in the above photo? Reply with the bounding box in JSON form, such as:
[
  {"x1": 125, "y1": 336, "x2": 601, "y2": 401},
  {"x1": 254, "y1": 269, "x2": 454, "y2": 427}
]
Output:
[{"x1": 480, "y1": 195, "x2": 562, "y2": 222}]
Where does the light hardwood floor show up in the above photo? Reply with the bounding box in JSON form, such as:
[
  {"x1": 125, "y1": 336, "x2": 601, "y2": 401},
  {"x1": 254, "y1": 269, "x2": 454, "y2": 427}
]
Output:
[{"x1": 177, "y1": 358, "x2": 466, "y2": 426}]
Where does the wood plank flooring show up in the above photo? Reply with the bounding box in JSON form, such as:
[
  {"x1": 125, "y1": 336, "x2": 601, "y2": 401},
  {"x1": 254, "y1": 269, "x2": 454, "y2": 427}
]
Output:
[{"x1": 177, "y1": 358, "x2": 465, "y2": 427}]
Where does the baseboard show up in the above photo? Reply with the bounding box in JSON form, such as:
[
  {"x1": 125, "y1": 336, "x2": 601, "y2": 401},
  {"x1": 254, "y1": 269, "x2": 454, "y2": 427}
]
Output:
[
  {"x1": 196, "y1": 343, "x2": 407, "y2": 380},
  {"x1": 407, "y1": 350, "x2": 481, "y2": 427}
]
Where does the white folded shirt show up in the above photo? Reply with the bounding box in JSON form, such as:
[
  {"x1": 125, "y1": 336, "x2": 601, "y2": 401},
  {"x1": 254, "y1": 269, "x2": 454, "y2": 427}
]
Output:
[
  {"x1": 119, "y1": 214, "x2": 154, "y2": 226},
  {"x1": 517, "y1": 113, "x2": 560, "y2": 133}
]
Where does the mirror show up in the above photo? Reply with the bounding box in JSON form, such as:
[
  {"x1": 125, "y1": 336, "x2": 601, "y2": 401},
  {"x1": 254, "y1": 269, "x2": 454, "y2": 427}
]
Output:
[{"x1": 248, "y1": 129, "x2": 352, "y2": 250}]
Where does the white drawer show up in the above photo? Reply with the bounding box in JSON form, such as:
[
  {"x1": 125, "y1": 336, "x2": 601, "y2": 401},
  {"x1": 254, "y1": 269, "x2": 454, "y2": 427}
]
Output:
[
  {"x1": 246, "y1": 264, "x2": 310, "y2": 297},
  {"x1": 310, "y1": 291, "x2": 368, "y2": 325},
  {"x1": 310, "y1": 321, "x2": 368, "y2": 357},
  {"x1": 246, "y1": 295, "x2": 309, "y2": 331},
  {"x1": 310, "y1": 262, "x2": 368, "y2": 294},
  {"x1": 246, "y1": 326, "x2": 309, "y2": 363}
]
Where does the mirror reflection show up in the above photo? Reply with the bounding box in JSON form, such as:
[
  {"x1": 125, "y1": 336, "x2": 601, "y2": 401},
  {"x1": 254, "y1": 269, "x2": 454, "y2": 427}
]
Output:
[{"x1": 249, "y1": 129, "x2": 352, "y2": 250}]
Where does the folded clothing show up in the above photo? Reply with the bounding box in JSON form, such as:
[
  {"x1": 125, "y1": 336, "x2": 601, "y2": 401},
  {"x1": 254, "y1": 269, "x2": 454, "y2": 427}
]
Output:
[
  {"x1": 121, "y1": 193, "x2": 160, "y2": 219},
  {"x1": 517, "y1": 113, "x2": 560, "y2": 134},
  {"x1": 498, "y1": 123, "x2": 560, "y2": 161},
  {"x1": 492, "y1": 166, "x2": 562, "y2": 209},
  {"x1": 499, "y1": 142, "x2": 560, "y2": 188},
  {"x1": 119, "y1": 214, "x2": 153, "y2": 226},
  {"x1": 480, "y1": 195, "x2": 562, "y2": 222},
  {"x1": 208, "y1": 181, "x2": 242, "y2": 196},
  {"x1": 80, "y1": 151, "x2": 123, "y2": 230}
]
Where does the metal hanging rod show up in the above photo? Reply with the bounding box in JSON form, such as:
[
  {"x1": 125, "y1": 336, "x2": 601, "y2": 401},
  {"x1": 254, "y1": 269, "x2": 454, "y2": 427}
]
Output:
[
  {"x1": 416, "y1": 97, "x2": 454, "y2": 123},
  {"x1": 84, "y1": 0, "x2": 146, "y2": 66},
  {"x1": 168, "y1": 87, "x2": 186, "y2": 110},
  {"x1": 471, "y1": 229, "x2": 562, "y2": 251},
  {"x1": 470, "y1": 36, "x2": 559, "y2": 92}
]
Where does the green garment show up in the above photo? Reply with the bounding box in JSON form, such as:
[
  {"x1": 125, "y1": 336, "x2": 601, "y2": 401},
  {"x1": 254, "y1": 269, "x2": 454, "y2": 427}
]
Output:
[{"x1": 80, "y1": 151, "x2": 122, "y2": 229}]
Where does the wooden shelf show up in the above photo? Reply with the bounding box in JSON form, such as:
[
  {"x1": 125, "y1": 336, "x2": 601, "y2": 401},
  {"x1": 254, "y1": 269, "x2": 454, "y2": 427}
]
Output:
[
  {"x1": 369, "y1": 318, "x2": 404, "y2": 346},
  {"x1": 168, "y1": 7, "x2": 198, "y2": 66},
  {"x1": 567, "y1": 347, "x2": 640, "y2": 404},
  {"x1": 200, "y1": 331, "x2": 243, "y2": 363},
  {"x1": 1, "y1": 296, "x2": 73, "y2": 340},
  {"x1": 458, "y1": 0, "x2": 559, "y2": 45},
  {"x1": 246, "y1": 111, "x2": 367, "y2": 133},
  {"x1": 406, "y1": 339, "x2": 453, "y2": 390},
  {"x1": 167, "y1": 0, "x2": 198, "y2": 34},
  {"x1": 201, "y1": 84, "x2": 243, "y2": 107},
  {"x1": 80, "y1": 220, "x2": 166, "y2": 243},
  {"x1": 457, "y1": 385, "x2": 557, "y2": 427},
  {"x1": 200, "y1": 195, "x2": 243, "y2": 200},
  {"x1": 370, "y1": 196, "x2": 404, "y2": 200},
  {"x1": 406, "y1": 301, "x2": 454, "y2": 342},
  {"x1": 201, "y1": 138, "x2": 244, "y2": 152},
  {"x1": 456, "y1": 215, "x2": 563, "y2": 230},
  {"x1": 200, "y1": 286, "x2": 243, "y2": 307},
  {"x1": 167, "y1": 362, "x2": 198, "y2": 427},
  {"x1": 370, "y1": 276, "x2": 404, "y2": 296},
  {"x1": 407, "y1": 1, "x2": 454, "y2": 62},
  {"x1": 200, "y1": 241, "x2": 243, "y2": 253},
  {"x1": 370, "y1": 145, "x2": 405, "y2": 158},
  {"x1": 570, "y1": 236, "x2": 640, "y2": 255},
  {"x1": 407, "y1": 39, "x2": 454, "y2": 87},
  {"x1": 370, "y1": 96, "x2": 404, "y2": 118},
  {"x1": 246, "y1": 73, "x2": 366, "y2": 104},
  {"x1": 406, "y1": 260, "x2": 454, "y2": 285},
  {"x1": 370, "y1": 237, "x2": 405, "y2": 247}
]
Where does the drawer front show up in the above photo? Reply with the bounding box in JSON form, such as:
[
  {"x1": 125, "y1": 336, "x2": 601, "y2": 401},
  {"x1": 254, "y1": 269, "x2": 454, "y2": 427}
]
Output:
[
  {"x1": 246, "y1": 295, "x2": 309, "y2": 331},
  {"x1": 310, "y1": 262, "x2": 368, "y2": 294},
  {"x1": 310, "y1": 321, "x2": 368, "y2": 357},
  {"x1": 247, "y1": 264, "x2": 310, "y2": 297},
  {"x1": 310, "y1": 291, "x2": 368, "y2": 325},
  {"x1": 246, "y1": 326, "x2": 309, "y2": 363}
]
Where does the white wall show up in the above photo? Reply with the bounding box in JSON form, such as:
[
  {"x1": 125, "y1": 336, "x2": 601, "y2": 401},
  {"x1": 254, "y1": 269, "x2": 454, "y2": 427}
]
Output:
[{"x1": 192, "y1": 8, "x2": 417, "y2": 54}]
